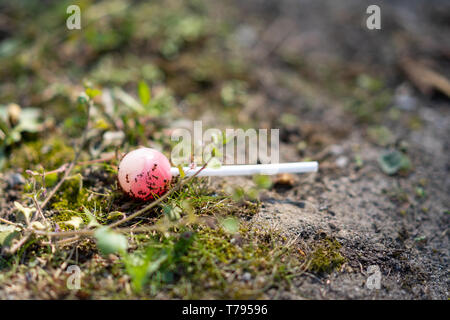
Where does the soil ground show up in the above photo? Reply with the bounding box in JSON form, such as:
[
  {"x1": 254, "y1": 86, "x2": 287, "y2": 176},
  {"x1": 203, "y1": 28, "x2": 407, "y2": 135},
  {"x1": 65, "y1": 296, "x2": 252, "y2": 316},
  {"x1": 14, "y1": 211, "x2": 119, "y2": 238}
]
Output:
[
  {"x1": 0, "y1": 0, "x2": 448, "y2": 299},
  {"x1": 219, "y1": 0, "x2": 449, "y2": 299}
]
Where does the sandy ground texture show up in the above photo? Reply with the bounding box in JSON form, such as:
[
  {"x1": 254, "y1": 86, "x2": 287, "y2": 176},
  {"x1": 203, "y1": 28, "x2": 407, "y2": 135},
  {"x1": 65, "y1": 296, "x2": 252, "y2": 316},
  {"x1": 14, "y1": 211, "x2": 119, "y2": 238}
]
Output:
[{"x1": 215, "y1": 0, "x2": 449, "y2": 299}]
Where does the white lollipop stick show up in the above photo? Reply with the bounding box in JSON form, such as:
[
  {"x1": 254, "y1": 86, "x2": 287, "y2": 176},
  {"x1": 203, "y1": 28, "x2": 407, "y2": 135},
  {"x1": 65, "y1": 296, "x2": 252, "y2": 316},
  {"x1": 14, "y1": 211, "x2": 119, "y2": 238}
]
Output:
[{"x1": 170, "y1": 162, "x2": 318, "y2": 177}]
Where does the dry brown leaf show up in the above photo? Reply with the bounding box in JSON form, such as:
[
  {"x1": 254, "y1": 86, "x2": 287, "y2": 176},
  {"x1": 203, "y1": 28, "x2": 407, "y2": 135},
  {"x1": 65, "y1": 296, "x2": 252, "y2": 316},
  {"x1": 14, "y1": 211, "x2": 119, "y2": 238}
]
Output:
[{"x1": 400, "y1": 57, "x2": 450, "y2": 98}]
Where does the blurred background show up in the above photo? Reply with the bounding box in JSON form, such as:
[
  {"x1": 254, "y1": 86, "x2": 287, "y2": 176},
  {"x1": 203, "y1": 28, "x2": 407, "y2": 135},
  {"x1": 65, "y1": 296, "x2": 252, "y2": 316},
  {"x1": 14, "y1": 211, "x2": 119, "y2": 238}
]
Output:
[
  {"x1": 0, "y1": 0, "x2": 449, "y2": 147},
  {"x1": 1, "y1": 0, "x2": 449, "y2": 179}
]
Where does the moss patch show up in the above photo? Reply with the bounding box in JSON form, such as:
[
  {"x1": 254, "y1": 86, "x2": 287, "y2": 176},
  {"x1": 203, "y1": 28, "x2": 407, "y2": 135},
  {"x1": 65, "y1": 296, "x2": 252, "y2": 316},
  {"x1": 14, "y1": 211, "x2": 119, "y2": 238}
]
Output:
[
  {"x1": 308, "y1": 238, "x2": 346, "y2": 274},
  {"x1": 7, "y1": 136, "x2": 75, "y2": 171}
]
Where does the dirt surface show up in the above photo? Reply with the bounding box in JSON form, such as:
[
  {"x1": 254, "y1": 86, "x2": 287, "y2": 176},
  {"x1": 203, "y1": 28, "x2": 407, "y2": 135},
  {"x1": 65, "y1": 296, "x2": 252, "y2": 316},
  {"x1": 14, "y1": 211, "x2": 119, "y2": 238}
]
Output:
[{"x1": 219, "y1": 0, "x2": 449, "y2": 299}]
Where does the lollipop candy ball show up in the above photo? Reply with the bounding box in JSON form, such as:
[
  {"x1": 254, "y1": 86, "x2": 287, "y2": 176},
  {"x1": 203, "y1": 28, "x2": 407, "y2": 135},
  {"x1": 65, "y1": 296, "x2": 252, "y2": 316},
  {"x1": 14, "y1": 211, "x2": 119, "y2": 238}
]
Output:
[{"x1": 118, "y1": 148, "x2": 172, "y2": 200}]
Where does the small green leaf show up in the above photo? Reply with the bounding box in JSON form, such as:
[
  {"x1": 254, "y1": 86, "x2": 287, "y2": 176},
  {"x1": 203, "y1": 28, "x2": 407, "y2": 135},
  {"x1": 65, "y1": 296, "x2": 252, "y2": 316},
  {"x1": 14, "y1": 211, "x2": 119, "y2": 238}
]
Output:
[
  {"x1": 414, "y1": 236, "x2": 426, "y2": 242},
  {"x1": 253, "y1": 174, "x2": 272, "y2": 189},
  {"x1": 220, "y1": 217, "x2": 239, "y2": 234},
  {"x1": 378, "y1": 150, "x2": 411, "y2": 175},
  {"x1": 7, "y1": 129, "x2": 21, "y2": 145},
  {"x1": 85, "y1": 88, "x2": 102, "y2": 99},
  {"x1": 146, "y1": 253, "x2": 168, "y2": 274},
  {"x1": 231, "y1": 187, "x2": 246, "y2": 202},
  {"x1": 246, "y1": 187, "x2": 259, "y2": 200},
  {"x1": 106, "y1": 211, "x2": 125, "y2": 221},
  {"x1": 44, "y1": 172, "x2": 58, "y2": 187},
  {"x1": 138, "y1": 81, "x2": 151, "y2": 105},
  {"x1": 415, "y1": 187, "x2": 426, "y2": 198},
  {"x1": 162, "y1": 205, "x2": 181, "y2": 221},
  {"x1": 0, "y1": 224, "x2": 20, "y2": 248},
  {"x1": 177, "y1": 165, "x2": 186, "y2": 178},
  {"x1": 354, "y1": 154, "x2": 363, "y2": 168},
  {"x1": 94, "y1": 227, "x2": 128, "y2": 256},
  {"x1": 0, "y1": 116, "x2": 10, "y2": 138}
]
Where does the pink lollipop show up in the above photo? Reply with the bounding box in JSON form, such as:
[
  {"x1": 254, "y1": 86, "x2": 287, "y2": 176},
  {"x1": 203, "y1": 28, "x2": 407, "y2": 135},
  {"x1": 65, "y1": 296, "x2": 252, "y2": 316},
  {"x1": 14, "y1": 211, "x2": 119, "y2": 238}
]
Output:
[
  {"x1": 118, "y1": 148, "x2": 172, "y2": 200},
  {"x1": 118, "y1": 147, "x2": 319, "y2": 201}
]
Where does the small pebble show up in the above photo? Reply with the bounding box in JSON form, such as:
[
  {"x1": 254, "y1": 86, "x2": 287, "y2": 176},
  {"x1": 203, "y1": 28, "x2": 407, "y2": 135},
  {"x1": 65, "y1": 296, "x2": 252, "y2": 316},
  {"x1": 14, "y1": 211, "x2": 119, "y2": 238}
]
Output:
[
  {"x1": 330, "y1": 144, "x2": 344, "y2": 155},
  {"x1": 335, "y1": 156, "x2": 348, "y2": 168},
  {"x1": 242, "y1": 272, "x2": 252, "y2": 281},
  {"x1": 394, "y1": 84, "x2": 417, "y2": 111}
]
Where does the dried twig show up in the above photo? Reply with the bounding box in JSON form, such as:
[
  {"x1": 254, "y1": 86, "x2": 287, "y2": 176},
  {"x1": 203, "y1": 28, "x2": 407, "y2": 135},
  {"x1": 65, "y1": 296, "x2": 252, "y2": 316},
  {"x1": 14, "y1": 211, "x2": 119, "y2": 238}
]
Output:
[
  {"x1": 400, "y1": 57, "x2": 450, "y2": 98},
  {"x1": 0, "y1": 217, "x2": 20, "y2": 227},
  {"x1": 31, "y1": 195, "x2": 47, "y2": 224}
]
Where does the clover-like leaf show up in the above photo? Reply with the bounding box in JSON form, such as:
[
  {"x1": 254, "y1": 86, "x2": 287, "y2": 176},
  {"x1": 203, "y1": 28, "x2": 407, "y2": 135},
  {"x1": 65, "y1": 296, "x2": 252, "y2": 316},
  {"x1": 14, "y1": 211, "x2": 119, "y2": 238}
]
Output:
[
  {"x1": 378, "y1": 150, "x2": 411, "y2": 175},
  {"x1": 162, "y1": 205, "x2": 182, "y2": 221}
]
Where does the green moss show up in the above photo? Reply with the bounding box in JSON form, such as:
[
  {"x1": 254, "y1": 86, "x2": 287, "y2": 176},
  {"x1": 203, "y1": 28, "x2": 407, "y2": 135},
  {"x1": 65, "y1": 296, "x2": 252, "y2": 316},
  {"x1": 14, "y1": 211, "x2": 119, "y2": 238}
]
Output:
[
  {"x1": 51, "y1": 175, "x2": 84, "y2": 208},
  {"x1": 2, "y1": 149, "x2": 306, "y2": 299},
  {"x1": 308, "y1": 238, "x2": 345, "y2": 274},
  {"x1": 345, "y1": 88, "x2": 392, "y2": 124},
  {"x1": 149, "y1": 224, "x2": 303, "y2": 299},
  {"x1": 7, "y1": 136, "x2": 74, "y2": 170},
  {"x1": 116, "y1": 209, "x2": 304, "y2": 299},
  {"x1": 50, "y1": 174, "x2": 112, "y2": 228}
]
